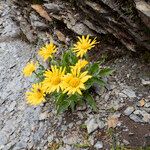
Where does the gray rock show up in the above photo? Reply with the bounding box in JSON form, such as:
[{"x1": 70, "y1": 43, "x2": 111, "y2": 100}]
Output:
[
  {"x1": 133, "y1": 110, "x2": 150, "y2": 123},
  {"x1": 0, "y1": 132, "x2": 8, "y2": 145},
  {"x1": 145, "y1": 102, "x2": 150, "y2": 108},
  {"x1": 124, "y1": 106, "x2": 134, "y2": 116},
  {"x1": 97, "y1": 120, "x2": 105, "y2": 129},
  {"x1": 85, "y1": 118, "x2": 99, "y2": 134},
  {"x1": 39, "y1": 112, "x2": 48, "y2": 120},
  {"x1": 122, "y1": 88, "x2": 136, "y2": 98},
  {"x1": 14, "y1": 140, "x2": 27, "y2": 150},
  {"x1": 7, "y1": 101, "x2": 16, "y2": 112},
  {"x1": 47, "y1": 134, "x2": 54, "y2": 143},
  {"x1": 123, "y1": 139, "x2": 130, "y2": 145},
  {"x1": 94, "y1": 141, "x2": 103, "y2": 149},
  {"x1": 141, "y1": 79, "x2": 150, "y2": 85},
  {"x1": 44, "y1": 3, "x2": 62, "y2": 12},
  {"x1": 63, "y1": 134, "x2": 79, "y2": 145},
  {"x1": 129, "y1": 114, "x2": 143, "y2": 122}
]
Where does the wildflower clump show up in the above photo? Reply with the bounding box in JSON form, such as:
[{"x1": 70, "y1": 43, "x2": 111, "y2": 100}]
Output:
[{"x1": 23, "y1": 35, "x2": 113, "y2": 114}]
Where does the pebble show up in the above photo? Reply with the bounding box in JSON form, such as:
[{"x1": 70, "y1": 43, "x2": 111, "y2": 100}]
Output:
[
  {"x1": 123, "y1": 139, "x2": 130, "y2": 145},
  {"x1": 129, "y1": 114, "x2": 143, "y2": 122},
  {"x1": 97, "y1": 120, "x2": 105, "y2": 129},
  {"x1": 122, "y1": 88, "x2": 136, "y2": 98},
  {"x1": 94, "y1": 141, "x2": 103, "y2": 149},
  {"x1": 39, "y1": 112, "x2": 48, "y2": 120},
  {"x1": 145, "y1": 102, "x2": 150, "y2": 108},
  {"x1": 47, "y1": 135, "x2": 54, "y2": 143},
  {"x1": 124, "y1": 106, "x2": 134, "y2": 116},
  {"x1": 85, "y1": 118, "x2": 99, "y2": 134}
]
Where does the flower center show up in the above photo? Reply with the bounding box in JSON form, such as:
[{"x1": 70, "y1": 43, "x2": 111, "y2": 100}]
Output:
[
  {"x1": 69, "y1": 77, "x2": 80, "y2": 88},
  {"x1": 36, "y1": 90, "x2": 43, "y2": 99},
  {"x1": 51, "y1": 76, "x2": 61, "y2": 85},
  {"x1": 80, "y1": 43, "x2": 89, "y2": 50}
]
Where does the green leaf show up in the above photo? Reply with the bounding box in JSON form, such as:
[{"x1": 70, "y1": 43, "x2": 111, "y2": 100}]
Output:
[
  {"x1": 88, "y1": 63, "x2": 99, "y2": 75},
  {"x1": 57, "y1": 100, "x2": 70, "y2": 114},
  {"x1": 97, "y1": 54, "x2": 107, "y2": 65},
  {"x1": 99, "y1": 68, "x2": 114, "y2": 77},
  {"x1": 56, "y1": 93, "x2": 67, "y2": 106},
  {"x1": 61, "y1": 51, "x2": 70, "y2": 67},
  {"x1": 86, "y1": 77, "x2": 106, "y2": 89},
  {"x1": 85, "y1": 94, "x2": 98, "y2": 112},
  {"x1": 70, "y1": 100, "x2": 75, "y2": 112}
]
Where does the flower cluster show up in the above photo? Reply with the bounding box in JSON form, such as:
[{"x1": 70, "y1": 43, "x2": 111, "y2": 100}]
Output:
[{"x1": 23, "y1": 35, "x2": 113, "y2": 114}]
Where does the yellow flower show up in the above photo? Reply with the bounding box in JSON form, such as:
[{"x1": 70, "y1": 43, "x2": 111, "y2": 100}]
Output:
[
  {"x1": 71, "y1": 59, "x2": 88, "y2": 73},
  {"x1": 23, "y1": 61, "x2": 37, "y2": 77},
  {"x1": 26, "y1": 83, "x2": 46, "y2": 106},
  {"x1": 62, "y1": 69, "x2": 92, "y2": 95},
  {"x1": 42, "y1": 66, "x2": 66, "y2": 93},
  {"x1": 73, "y1": 35, "x2": 97, "y2": 58},
  {"x1": 38, "y1": 42, "x2": 57, "y2": 61}
]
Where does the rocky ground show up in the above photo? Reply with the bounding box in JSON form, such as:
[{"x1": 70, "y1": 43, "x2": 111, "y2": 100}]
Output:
[{"x1": 0, "y1": 1, "x2": 149, "y2": 150}]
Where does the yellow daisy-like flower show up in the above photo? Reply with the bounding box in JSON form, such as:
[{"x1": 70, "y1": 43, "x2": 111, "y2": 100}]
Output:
[
  {"x1": 26, "y1": 83, "x2": 46, "y2": 106},
  {"x1": 38, "y1": 42, "x2": 57, "y2": 61},
  {"x1": 42, "y1": 66, "x2": 66, "y2": 93},
  {"x1": 73, "y1": 35, "x2": 97, "y2": 58},
  {"x1": 62, "y1": 69, "x2": 92, "y2": 95},
  {"x1": 71, "y1": 59, "x2": 88, "y2": 73},
  {"x1": 23, "y1": 61, "x2": 37, "y2": 77}
]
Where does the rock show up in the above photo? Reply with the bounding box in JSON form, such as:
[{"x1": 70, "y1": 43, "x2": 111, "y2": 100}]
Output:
[
  {"x1": 122, "y1": 88, "x2": 136, "y2": 98},
  {"x1": 94, "y1": 141, "x2": 103, "y2": 149},
  {"x1": 44, "y1": 3, "x2": 62, "y2": 12},
  {"x1": 118, "y1": 93, "x2": 127, "y2": 98},
  {"x1": 129, "y1": 114, "x2": 143, "y2": 122},
  {"x1": 88, "y1": 136, "x2": 94, "y2": 145},
  {"x1": 47, "y1": 134, "x2": 54, "y2": 143},
  {"x1": 141, "y1": 79, "x2": 150, "y2": 85},
  {"x1": 135, "y1": 0, "x2": 150, "y2": 28},
  {"x1": 14, "y1": 140, "x2": 27, "y2": 150},
  {"x1": 39, "y1": 112, "x2": 48, "y2": 120},
  {"x1": 63, "y1": 133, "x2": 79, "y2": 145},
  {"x1": 145, "y1": 102, "x2": 150, "y2": 108},
  {"x1": 123, "y1": 139, "x2": 130, "y2": 145},
  {"x1": 124, "y1": 106, "x2": 135, "y2": 116},
  {"x1": 7, "y1": 101, "x2": 16, "y2": 112},
  {"x1": 133, "y1": 110, "x2": 150, "y2": 122},
  {"x1": 0, "y1": 132, "x2": 8, "y2": 145},
  {"x1": 85, "y1": 118, "x2": 99, "y2": 134},
  {"x1": 97, "y1": 120, "x2": 105, "y2": 129}
]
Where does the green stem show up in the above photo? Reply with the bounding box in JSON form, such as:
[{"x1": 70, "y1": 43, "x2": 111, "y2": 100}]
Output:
[{"x1": 33, "y1": 71, "x2": 43, "y2": 81}]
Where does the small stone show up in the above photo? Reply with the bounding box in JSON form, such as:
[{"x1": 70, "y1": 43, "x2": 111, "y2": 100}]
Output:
[
  {"x1": 145, "y1": 102, "x2": 150, "y2": 108},
  {"x1": 94, "y1": 141, "x2": 103, "y2": 149},
  {"x1": 85, "y1": 118, "x2": 99, "y2": 134},
  {"x1": 47, "y1": 135, "x2": 54, "y2": 143},
  {"x1": 141, "y1": 79, "x2": 150, "y2": 85},
  {"x1": 89, "y1": 136, "x2": 94, "y2": 145},
  {"x1": 118, "y1": 93, "x2": 127, "y2": 98},
  {"x1": 39, "y1": 112, "x2": 48, "y2": 120},
  {"x1": 122, "y1": 88, "x2": 136, "y2": 98},
  {"x1": 124, "y1": 106, "x2": 134, "y2": 116},
  {"x1": 123, "y1": 139, "x2": 130, "y2": 145},
  {"x1": 129, "y1": 114, "x2": 143, "y2": 122},
  {"x1": 63, "y1": 134, "x2": 79, "y2": 145},
  {"x1": 97, "y1": 120, "x2": 105, "y2": 129},
  {"x1": 68, "y1": 123, "x2": 73, "y2": 128},
  {"x1": 133, "y1": 110, "x2": 150, "y2": 122},
  {"x1": 0, "y1": 133, "x2": 8, "y2": 145},
  {"x1": 14, "y1": 140, "x2": 27, "y2": 149},
  {"x1": 7, "y1": 101, "x2": 16, "y2": 112}
]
